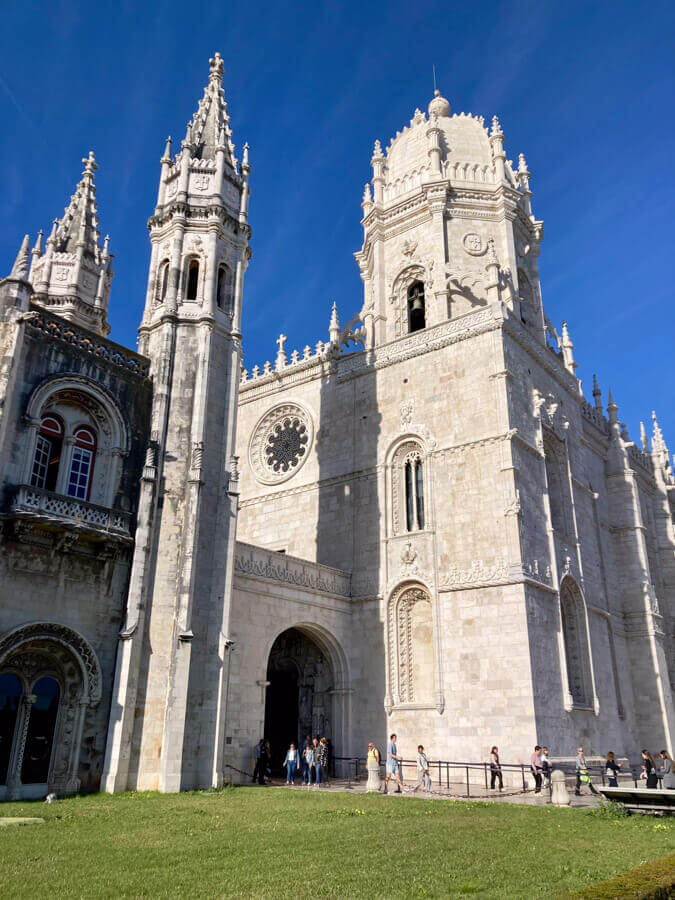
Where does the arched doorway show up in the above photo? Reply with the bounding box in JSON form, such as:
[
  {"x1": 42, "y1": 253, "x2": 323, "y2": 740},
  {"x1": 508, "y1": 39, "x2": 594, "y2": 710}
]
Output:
[
  {"x1": 0, "y1": 623, "x2": 101, "y2": 799},
  {"x1": 264, "y1": 628, "x2": 335, "y2": 773}
]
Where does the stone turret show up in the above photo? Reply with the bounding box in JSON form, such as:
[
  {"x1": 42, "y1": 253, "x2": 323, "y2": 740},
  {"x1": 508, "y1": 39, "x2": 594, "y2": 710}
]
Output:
[{"x1": 31, "y1": 152, "x2": 112, "y2": 336}]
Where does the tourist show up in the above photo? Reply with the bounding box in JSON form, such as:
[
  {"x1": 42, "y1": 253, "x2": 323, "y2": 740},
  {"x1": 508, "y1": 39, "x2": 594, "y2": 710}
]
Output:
[
  {"x1": 490, "y1": 746, "x2": 503, "y2": 791},
  {"x1": 639, "y1": 750, "x2": 658, "y2": 789},
  {"x1": 604, "y1": 751, "x2": 622, "y2": 787},
  {"x1": 541, "y1": 747, "x2": 552, "y2": 788},
  {"x1": 530, "y1": 745, "x2": 543, "y2": 793},
  {"x1": 252, "y1": 738, "x2": 264, "y2": 783},
  {"x1": 264, "y1": 740, "x2": 272, "y2": 782},
  {"x1": 283, "y1": 743, "x2": 299, "y2": 784},
  {"x1": 315, "y1": 737, "x2": 328, "y2": 787},
  {"x1": 258, "y1": 740, "x2": 269, "y2": 785},
  {"x1": 303, "y1": 741, "x2": 315, "y2": 785},
  {"x1": 366, "y1": 742, "x2": 381, "y2": 792},
  {"x1": 406, "y1": 744, "x2": 432, "y2": 795},
  {"x1": 575, "y1": 747, "x2": 598, "y2": 795},
  {"x1": 384, "y1": 733, "x2": 404, "y2": 794},
  {"x1": 301, "y1": 734, "x2": 312, "y2": 784},
  {"x1": 657, "y1": 751, "x2": 675, "y2": 789}
]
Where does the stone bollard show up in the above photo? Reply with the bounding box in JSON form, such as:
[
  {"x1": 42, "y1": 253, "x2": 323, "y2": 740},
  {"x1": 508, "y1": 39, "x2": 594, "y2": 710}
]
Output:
[
  {"x1": 366, "y1": 763, "x2": 381, "y2": 793},
  {"x1": 550, "y1": 768, "x2": 571, "y2": 806}
]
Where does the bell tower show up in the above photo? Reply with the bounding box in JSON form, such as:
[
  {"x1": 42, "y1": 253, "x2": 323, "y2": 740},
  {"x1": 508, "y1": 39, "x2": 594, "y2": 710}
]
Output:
[{"x1": 102, "y1": 53, "x2": 251, "y2": 792}]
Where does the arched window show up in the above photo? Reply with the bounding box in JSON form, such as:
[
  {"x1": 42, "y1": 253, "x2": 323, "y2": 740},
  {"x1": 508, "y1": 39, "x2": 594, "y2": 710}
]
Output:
[
  {"x1": 66, "y1": 427, "x2": 96, "y2": 500},
  {"x1": 156, "y1": 260, "x2": 169, "y2": 303},
  {"x1": 560, "y1": 578, "x2": 593, "y2": 708},
  {"x1": 407, "y1": 281, "x2": 426, "y2": 332},
  {"x1": 543, "y1": 431, "x2": 572, "y2": 538},
  {"x1": 405, "y1": 456, "x2": 425, "y2": 531},
  {"x1": 185, "y1": 259, "x2": 200, "y2": 301},
  {"x1": 217, "y1": 264, "x2": 231, "y2": 311},
  {"x1": 31, "y1": 415, "x2": 63, "y2": 492},
  {"x1": 21, "y1": 677, "x2": 60, "y2": 785},
  {"x1": 0, "y1": 673, "x2": 22, "y2": 785},
  {"x1": 388, "y1": 585, "x2": 436, "y2": 705}
]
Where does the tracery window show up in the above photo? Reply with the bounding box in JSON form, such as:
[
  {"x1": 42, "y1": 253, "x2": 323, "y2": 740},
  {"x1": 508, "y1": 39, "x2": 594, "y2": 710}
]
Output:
[
  {"x1": 0, "y1": 673, "x2": 22, "y2": 785},
  {"x1": 186, "y1": 258, "x2": 200, "y2": 301},
  {"x1": 66, "y1": 427, "x2": 96, "y2": 500},
  {"x1": 407, "y1": 281, "x2": 426, "y2": 332},
  {"x1": 30, "y1": 415, "x2": 63, "y2": 492},
  {"x1": 387, "y1": 585, "x2": 436, "y2": 705},
  {"x1": 405, "y1": 455, "x2": 425, "y2": 531},
  {"x1": 543, "y1": 430, "x2": 573, "y2": 538},
  {"x1": 560, "y1": 578, "x2": 593, "y2": 708},
  {"x1": 217, "y1": 264, "x2": 232, "y2": 311},
  {"x1": 156, "y1": 260, "x2": 169, "y2": 303}
]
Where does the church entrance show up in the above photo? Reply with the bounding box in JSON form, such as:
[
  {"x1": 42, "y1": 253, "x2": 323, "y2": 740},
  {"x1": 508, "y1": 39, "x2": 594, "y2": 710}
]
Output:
[{"x1": 264, "y1": 627, "x2": 335, "y2": 774}]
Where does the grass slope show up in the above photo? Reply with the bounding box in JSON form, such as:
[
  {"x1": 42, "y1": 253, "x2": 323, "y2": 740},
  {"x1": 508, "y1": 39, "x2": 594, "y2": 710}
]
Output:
[{"x1": 0, "y1": 787, "x2": 673, "y2": 898}]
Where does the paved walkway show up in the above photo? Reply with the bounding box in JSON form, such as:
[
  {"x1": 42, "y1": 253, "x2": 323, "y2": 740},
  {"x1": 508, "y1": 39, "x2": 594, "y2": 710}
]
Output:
[{"x1": 261, "y1": 777, "x2": 601, "y2": 809}]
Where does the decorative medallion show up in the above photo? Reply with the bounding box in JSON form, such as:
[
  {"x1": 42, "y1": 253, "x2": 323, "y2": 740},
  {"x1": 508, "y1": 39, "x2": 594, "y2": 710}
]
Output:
[
  {"x1": 194, "y1": 174, "x2": 210, "y2": 192},
  {"x1": 249, "y1": 402, "x2": 314, "y2": 485},
  {"x1": 462, "y1": 233, "x2": 486, "y2": 256}
]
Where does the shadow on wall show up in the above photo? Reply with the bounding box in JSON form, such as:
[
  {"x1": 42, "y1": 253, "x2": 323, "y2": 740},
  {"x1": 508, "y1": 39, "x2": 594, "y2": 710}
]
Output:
[{"x1": 315, "y1": 354, "x2": 386, "y2": 758}]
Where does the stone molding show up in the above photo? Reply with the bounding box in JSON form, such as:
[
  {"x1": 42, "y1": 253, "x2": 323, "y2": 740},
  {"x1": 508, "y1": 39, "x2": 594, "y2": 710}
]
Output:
[
  {"x1": 234, "y1": 542, "x2": 351, "y2": 598},
  {"x1": 10, "y1": 484, "x2": 131, "y2": 538}
]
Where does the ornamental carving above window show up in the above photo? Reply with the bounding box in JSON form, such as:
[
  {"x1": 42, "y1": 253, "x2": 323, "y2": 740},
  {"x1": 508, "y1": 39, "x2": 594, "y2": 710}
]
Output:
[{"x1": 249, "y1": 402, "x2": 314, "y2": 485}]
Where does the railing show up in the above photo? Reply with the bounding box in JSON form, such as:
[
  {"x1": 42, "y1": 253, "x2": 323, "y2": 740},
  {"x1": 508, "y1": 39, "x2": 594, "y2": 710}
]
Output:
[
  {"x1": 11, "y1": 484, "x2": 131, "y2": 536},
  {"x1": 331, "y1": 757, "x2": 652, "y2": 797}
]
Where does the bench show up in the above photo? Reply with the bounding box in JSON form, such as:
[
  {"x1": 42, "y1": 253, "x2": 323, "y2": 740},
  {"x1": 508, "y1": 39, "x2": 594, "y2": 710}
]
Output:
[{"x1": 598, "y1": 785, "x2": 675, "y2": 815}]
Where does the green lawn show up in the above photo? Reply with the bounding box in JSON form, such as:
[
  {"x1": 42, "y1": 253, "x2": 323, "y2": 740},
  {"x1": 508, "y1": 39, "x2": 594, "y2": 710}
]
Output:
[{"x1": 0, "y1": 787, "x2": 673, "y2": 898}]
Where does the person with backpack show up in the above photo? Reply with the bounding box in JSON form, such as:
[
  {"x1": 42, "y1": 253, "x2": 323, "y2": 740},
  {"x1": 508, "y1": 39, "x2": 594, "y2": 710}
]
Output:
[
  {"x1": 489, "y1": 746, "x2": 503, "y2": 791},
  {"x1": 384, "y1": 733, "x2": 404, "y2": 794},
  {"x1": 575, "y1": 746, "x2": 598, "y2": 795},
  {"x1": 640, "y1": 749, "x2": 658, "y2": 788},
  {"x1": 604, "y1": 751, "x2": 622, "y2": 787}
]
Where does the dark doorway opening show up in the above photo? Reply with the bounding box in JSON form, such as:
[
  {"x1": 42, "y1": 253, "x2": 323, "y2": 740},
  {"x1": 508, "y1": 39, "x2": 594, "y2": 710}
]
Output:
[{"x1": 264, "y1": 666, "x2": 298, "y2": 774}]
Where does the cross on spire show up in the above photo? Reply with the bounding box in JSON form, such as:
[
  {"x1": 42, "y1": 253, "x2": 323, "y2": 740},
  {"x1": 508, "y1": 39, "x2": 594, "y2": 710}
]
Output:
[
  {"x1": 209, "y1": 52, "x2": 224, "y2": 82},
  {"x1": 82, "y1": 150, "x2": 98, "y2": 178},
  {"x1": 276, "y1": 334, "x2": 287, "y2": 353}
]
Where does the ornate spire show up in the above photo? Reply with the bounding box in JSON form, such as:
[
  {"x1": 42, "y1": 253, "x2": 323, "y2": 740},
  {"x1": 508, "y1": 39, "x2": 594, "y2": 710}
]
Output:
[
  {"x1": 186, "y1": 52, "x2": 235, "y2": 165},
  {"x1": 640, "y1": 421, "x2": 649, "y2": 451},
  {"x1": 607, "y1": 390, "x2": 619, "y2": 425},
  {"x1": 9, "y1": 235, "x2": 30, "y2": 280},
  {"x1": 561, "y1": 321, "x2": 576, "y2": 375},
  {"x1": 652, "y1": 411, "x2": 667, "y2": 453},
  {"x1": 592, "y1": 373, "x2": 602, "y2": 410},
  {"x1": 54, "y1": 151, "x2": 102, "y2": 257},
  {"x1": 329, "y1": 302, "x2": 341, "y2": 345}
]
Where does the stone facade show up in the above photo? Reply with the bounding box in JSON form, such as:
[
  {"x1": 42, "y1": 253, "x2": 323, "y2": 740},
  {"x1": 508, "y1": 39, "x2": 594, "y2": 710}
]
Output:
[{"x1": 0, "y1": 60, "x2": 672, "y2": 799}]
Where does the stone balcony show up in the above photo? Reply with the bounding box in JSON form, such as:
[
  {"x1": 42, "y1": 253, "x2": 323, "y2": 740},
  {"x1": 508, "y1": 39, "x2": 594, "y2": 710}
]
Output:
[{"x1": 10, "y1": 484, "x2": 132, "y2": 539}]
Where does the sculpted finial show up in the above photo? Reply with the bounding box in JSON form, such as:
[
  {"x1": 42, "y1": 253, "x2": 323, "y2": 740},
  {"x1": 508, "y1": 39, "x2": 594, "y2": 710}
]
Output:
[
  {"x1": 209, "y1": 52, "x2": 224, "y2": 82},
  {"x1": 81, "y1": 150, "x2": 98, "y2": 178}
]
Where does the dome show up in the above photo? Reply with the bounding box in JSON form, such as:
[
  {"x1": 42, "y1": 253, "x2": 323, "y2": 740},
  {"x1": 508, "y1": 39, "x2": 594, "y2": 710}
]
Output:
[
  {"x1": 383, "y1": 110, "x2": 494, "y2": 190},
  {"x1": 428, "y1": 89, "x2": 450, "y2": 118}
]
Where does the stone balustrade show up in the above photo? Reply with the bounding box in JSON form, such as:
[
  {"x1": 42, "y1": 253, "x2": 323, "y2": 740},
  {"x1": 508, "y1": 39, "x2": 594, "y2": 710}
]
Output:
[{"x1": 11, "y1": 484, "x2": 131, "y2": 536}]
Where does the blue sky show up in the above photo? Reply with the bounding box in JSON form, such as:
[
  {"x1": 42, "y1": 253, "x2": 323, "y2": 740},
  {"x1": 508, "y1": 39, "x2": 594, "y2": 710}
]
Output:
[{"x1": 1, "y1": 0, "x2": 673, "y2": 445}]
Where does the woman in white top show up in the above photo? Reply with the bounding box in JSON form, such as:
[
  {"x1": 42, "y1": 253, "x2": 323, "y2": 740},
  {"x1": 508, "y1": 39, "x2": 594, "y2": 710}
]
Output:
[{"x1": 283, "y1": 743, "x2": 299, "y2": 784}]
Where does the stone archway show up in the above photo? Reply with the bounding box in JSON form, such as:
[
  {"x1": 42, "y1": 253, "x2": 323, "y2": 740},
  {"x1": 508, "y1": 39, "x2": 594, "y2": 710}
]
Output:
[{"x1": 264, "y1": 627, "x2": 337, "y2": 773}]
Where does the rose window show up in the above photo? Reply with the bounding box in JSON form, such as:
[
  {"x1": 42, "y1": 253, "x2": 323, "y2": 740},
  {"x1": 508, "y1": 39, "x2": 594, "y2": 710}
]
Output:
[
  {"x1": 264, "y1": 417, "x2": 308, "y2": 473},
  {"x1": 249, "y1": 402, "x2": 314, "y2": 485}
]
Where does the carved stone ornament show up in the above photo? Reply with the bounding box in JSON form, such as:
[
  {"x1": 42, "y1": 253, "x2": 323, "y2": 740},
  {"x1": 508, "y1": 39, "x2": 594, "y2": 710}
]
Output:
[
  {"x1": 248, "y1": 402, "x2": 314, "y2": 485},
  {"x1": 400, "y1": 400, "x2": 414, "y2": 428},
  {"x1": 402, "y1": 239, "x2": 418, "y2": 258},
  {"x1": 462, "y1": 233, "x2": 486, "y2": 256},
  {"x1": 193, "y1": 174, "x2": 210, "y2": 192}
]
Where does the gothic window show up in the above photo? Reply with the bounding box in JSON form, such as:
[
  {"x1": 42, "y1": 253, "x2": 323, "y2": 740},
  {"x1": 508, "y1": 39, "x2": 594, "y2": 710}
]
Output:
[
  {"x1": 217, "y1": 264, "x2": 232, "y2": 311},
  {"x1": 185, "y1": 258, "x2": 200, "y2": 301},
  {"x1": 391, "y1": 440, "x2": 427, "y2": 535},
  {"x1": 517, "y1": 269, "x2": 533, "y2": 324},
  {"x1": 30, "y1": 415, "x2": 63, "y2": 492},
  {"x1": 156, "y1": 260, "x2": 169, "y2": 303},
  {"x1": 407, "y1": 281, "x2": 426, "y2": 332},
  {"x1": 388, "y1": 585, "x2": 436, "y2": 705},
  {"x1": 543, "y1": 431, "x2": 573, "y2": 538},
  {"x1": 405, "y1": 456, "x2": 425, "y2": 531},
  {"x1": 66, "y1": 427, "x2": 96, "y2": 500},
  {"x1": 560, "y1": 578, "x2": 593, "y2": 708},
  {"x1": 0, "y1": 673, "x2": 22, "y2": 785}
]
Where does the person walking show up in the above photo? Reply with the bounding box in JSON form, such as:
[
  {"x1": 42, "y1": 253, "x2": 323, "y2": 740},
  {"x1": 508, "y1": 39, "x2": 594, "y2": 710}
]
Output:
[
  {"x1": 640, "y1": 750, "x2": 658, "y2": 788},
  {"x1": 366, "y1": 742, "x2": 381, "y2": 792},
  {"x1": 541, "y1": 747, "x2": 552, "y2": 789},
  {"x1": 258, "y1": 740, "x2": 269, "y2": 785},
  {"x1": 252, "y1": 739, "x2": 264, "y2": 783},
  {"x1": 314, "y1": 738, "x2": 328, "y2": 787},
  {"x1": 575, "y1": 747, "x2": 598, "y2": 795},
  {"x1": 604, "y1": 751, "x2": 622, "y2": 787},
  {"x1": 490, "y1": 746, "x2": 503, "y2": 791},
  {"x1": 303, "y1": 741, "x2": 315, "y2": 786},
  {"x1": 283, "y1": 743, "x2": 299, "y2": 784},
  {"x1": 384, "y1": 733, "x2": 404, "y2": 794},
  {"x1": 657, "y1": 751, "x2": 675, "y2": 789},
  {"x1": 300, "y1": 735, "x2": 312, "y2": 785},
  {"x1": 406, "y1": 745, "x2": 432, "y2": 795},
  {"x1": 530, "y1": 745, "x2": 543, "y2": 793}
]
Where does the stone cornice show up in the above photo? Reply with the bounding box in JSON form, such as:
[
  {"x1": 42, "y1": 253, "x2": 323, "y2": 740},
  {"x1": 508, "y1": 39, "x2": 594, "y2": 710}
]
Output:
[{"x1": 234, "y1": 541, "x2": 351, "y2": 598}]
